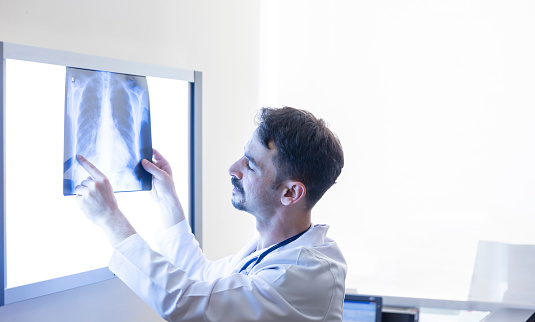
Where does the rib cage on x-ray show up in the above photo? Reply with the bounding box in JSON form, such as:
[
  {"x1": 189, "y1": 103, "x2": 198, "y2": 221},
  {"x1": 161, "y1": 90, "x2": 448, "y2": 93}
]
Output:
[{"x1": 63, "y1": 68, "x2": 152, "y2": 195}]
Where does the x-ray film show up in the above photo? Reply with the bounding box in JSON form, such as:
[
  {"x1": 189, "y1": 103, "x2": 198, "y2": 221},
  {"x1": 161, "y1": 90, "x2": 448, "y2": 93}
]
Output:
[{"x1": 63, "y1": 68, "x2": 152, "y2": 195}]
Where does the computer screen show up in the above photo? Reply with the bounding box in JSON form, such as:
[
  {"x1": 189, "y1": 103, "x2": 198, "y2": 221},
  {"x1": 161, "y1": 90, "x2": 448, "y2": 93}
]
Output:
[{"x1": 343, "y1": 295, "x2": 382, "y2": 322}]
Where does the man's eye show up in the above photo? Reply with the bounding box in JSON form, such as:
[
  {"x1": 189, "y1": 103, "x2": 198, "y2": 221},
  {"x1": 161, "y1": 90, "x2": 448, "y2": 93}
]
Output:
[{"x1": 245, "y1": 159, "x2": 256, "y2": 171}]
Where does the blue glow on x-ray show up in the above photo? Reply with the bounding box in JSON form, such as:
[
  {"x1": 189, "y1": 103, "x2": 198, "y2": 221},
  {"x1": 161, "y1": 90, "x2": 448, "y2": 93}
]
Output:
[{"x1": 63, "y1": 68, "x2": 152, "y2": 195}]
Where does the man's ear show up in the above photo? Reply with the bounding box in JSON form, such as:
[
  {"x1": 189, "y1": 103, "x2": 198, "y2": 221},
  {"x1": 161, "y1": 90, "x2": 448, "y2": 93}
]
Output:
[{"x1": 280, "y1": 181, "x2": 306, "y2": 206}]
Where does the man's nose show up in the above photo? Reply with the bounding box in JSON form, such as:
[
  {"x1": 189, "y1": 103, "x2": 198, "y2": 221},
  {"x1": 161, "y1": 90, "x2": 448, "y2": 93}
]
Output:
[{"x1": 228, "y1": 157, "x2": 244, "y2": 179}]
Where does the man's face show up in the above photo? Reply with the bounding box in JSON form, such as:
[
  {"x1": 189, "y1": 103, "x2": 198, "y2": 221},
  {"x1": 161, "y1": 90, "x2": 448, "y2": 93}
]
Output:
[{"x1": 228, "y1": 131, "x2": 282, "y2": 216}]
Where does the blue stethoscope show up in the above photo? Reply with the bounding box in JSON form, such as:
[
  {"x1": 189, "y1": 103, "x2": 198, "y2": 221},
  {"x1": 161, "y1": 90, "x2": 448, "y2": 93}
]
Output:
[{"x1": 239, "y1": 226, "x2": 310, "y2": 275}]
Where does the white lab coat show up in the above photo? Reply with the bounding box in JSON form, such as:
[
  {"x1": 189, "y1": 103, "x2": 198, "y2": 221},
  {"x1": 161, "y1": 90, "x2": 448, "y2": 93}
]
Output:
[{"x1": 109, "y1": 220, "x2": 347, "y2": 322}]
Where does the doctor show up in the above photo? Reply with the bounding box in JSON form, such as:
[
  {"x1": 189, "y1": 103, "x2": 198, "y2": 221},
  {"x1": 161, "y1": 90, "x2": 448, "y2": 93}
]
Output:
[{"x1": 75, "y1": 106, "x2": 347, "y2": 321}]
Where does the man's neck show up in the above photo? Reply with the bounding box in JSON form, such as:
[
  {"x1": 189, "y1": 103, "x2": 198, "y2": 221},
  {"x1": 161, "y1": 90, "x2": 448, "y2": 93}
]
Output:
[{"x1": 255, "y1": 215, "x2": 311, "y2": 250}]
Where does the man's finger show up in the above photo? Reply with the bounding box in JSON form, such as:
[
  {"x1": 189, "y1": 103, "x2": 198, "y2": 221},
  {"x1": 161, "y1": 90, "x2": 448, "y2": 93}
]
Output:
[
  {"x1": 74, "y1": 184, "x2": 88, "y2": 196},
  {"x1": 80, "y1": 178, "x2": 95, "y2": 188},
  {"x1": 151, "y1": 148, "x2": 173, "y2": 176},
  {"x1": 142, "y1": 159, "x2": 167, "y2": 180},
  {"x1": 153, "y1": 148, "x2": 171, "y2": 165},
  {"x1": 76, "y1": 155, "x2": 106, "y2": 180},
  {"x1": 153, "y1": 148, "x2": 164, "y2": 162}
]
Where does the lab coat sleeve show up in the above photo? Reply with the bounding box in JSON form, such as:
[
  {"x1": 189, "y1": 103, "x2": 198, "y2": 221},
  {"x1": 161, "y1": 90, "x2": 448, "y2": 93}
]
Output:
[
  {"x1": 153, "y1": 220, "x2": 234, "y2": 281},
  {"x1": 109, "y1": 234, "x2": 340, "y2": 322}
]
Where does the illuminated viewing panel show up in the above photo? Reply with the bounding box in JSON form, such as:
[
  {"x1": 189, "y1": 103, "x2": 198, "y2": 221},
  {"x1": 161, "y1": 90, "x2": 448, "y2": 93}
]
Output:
[{"x1": 1, "y1": 43, "x2": 201, "y2": 305}]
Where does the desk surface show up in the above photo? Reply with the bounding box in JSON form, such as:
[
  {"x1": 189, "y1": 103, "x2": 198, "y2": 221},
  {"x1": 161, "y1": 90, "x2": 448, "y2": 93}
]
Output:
[
  {"x1": 418, "y1": 308, "x2": 489, "y2": 322},
  {"x1": 481, "y1": 308, "x2": 535, "y2": 322}
]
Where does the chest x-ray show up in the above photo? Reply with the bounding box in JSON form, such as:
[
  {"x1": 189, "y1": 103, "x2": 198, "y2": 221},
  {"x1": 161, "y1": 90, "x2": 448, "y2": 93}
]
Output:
[{"x1": 63, "y1": 67, "x2": 152, "y2": 195}]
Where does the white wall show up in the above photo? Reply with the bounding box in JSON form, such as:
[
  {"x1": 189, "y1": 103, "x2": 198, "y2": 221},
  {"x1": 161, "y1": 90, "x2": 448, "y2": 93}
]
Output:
[
  {"x1": 258, "y1": 0, "x2": 535, "y2": 305},
  {"x1": 0, "y1": 0, "x2": 260, "y2": 320}
]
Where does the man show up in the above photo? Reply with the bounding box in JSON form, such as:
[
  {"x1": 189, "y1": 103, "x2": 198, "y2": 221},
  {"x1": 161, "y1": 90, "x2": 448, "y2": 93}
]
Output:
[{"x1": 75, "y1": 106, "x2": 346, "y2": 321}]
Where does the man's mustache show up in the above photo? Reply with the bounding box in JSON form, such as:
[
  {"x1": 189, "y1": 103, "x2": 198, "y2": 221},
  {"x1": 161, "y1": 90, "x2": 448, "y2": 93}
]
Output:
[{"x1": 231, "y1": 177, "x2": 244, "y2": 194}]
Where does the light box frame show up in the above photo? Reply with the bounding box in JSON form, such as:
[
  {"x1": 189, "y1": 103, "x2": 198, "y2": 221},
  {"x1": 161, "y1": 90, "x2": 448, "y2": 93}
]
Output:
[{"x1": 0, "y1": 42, "x2": 203, "y2": 306}]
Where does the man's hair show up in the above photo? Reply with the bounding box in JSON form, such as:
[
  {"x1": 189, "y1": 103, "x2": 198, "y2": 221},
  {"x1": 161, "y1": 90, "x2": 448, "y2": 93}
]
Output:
[{"x1": 256, "y1": 106, "x2": 344, "y2": 209}]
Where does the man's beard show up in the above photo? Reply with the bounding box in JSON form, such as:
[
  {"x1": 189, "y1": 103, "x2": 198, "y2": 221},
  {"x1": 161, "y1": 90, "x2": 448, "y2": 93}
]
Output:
[{"x1": 231, "y1": 177, "x2": 246, "y2": 211}]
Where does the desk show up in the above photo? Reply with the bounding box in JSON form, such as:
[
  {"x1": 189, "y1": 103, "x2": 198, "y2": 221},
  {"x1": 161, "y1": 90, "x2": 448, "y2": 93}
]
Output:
[{"x1": 418, "y1": 308, "x2": 489, "y2": 322}]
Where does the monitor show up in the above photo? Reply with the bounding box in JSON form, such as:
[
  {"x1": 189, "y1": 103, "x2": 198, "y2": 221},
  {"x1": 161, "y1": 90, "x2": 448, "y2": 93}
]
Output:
[{"x1": 343, "y1": 294, "x2": 383, "y2": 322}]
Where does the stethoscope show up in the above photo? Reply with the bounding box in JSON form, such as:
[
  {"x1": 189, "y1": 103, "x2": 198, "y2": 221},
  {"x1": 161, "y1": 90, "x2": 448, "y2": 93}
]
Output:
[{"x1": 239, "y1": 226, "x2": 311, "y2": 275}]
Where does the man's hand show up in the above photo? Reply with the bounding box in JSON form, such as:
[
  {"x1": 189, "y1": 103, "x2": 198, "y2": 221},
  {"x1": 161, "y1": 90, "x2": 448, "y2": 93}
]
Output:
[
  {"x1": 75, "y1": 155, "x2": 119, "y2": 225},
  {"x1": 142, "y1": 149, "x2": 186, "y2": 228},
  {"x1": 75, "y1": 155, "x2": 136, "y2": 247}
]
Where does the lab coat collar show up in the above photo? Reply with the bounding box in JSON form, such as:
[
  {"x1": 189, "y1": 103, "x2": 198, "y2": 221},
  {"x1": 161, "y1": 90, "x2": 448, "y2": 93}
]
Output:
[{"x1": 230, "y1": 224, "x2": 332, "y2": 274}]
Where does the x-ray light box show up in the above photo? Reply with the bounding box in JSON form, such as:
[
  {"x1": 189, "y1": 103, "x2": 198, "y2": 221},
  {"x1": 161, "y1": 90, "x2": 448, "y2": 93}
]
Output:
[{"x1": 0, "y1": 42, "x2": 202, "y2": 306}]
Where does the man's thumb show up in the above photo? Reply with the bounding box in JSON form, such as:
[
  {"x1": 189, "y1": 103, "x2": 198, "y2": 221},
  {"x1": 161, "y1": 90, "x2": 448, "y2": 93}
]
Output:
[{"x1": 142, "y1": 159, "x2": 166, "y2": 180}]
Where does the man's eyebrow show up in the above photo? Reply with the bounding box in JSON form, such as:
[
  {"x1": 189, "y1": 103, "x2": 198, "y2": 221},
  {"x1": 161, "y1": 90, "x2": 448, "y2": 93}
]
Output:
[{"x1": 244, "y1": 153, "x2": 259, "y2": 168}]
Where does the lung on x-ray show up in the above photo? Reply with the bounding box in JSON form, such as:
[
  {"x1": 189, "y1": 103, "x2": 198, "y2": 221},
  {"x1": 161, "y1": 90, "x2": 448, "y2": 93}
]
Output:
[{"x1": 63, "y1": 67, "x2": 152, "y2": 195}]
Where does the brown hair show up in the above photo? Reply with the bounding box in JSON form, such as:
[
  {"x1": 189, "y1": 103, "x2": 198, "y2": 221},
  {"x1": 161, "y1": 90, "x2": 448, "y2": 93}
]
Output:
[{"x1": 256, "y1": 107, "x2": 344, "y2": 208}]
